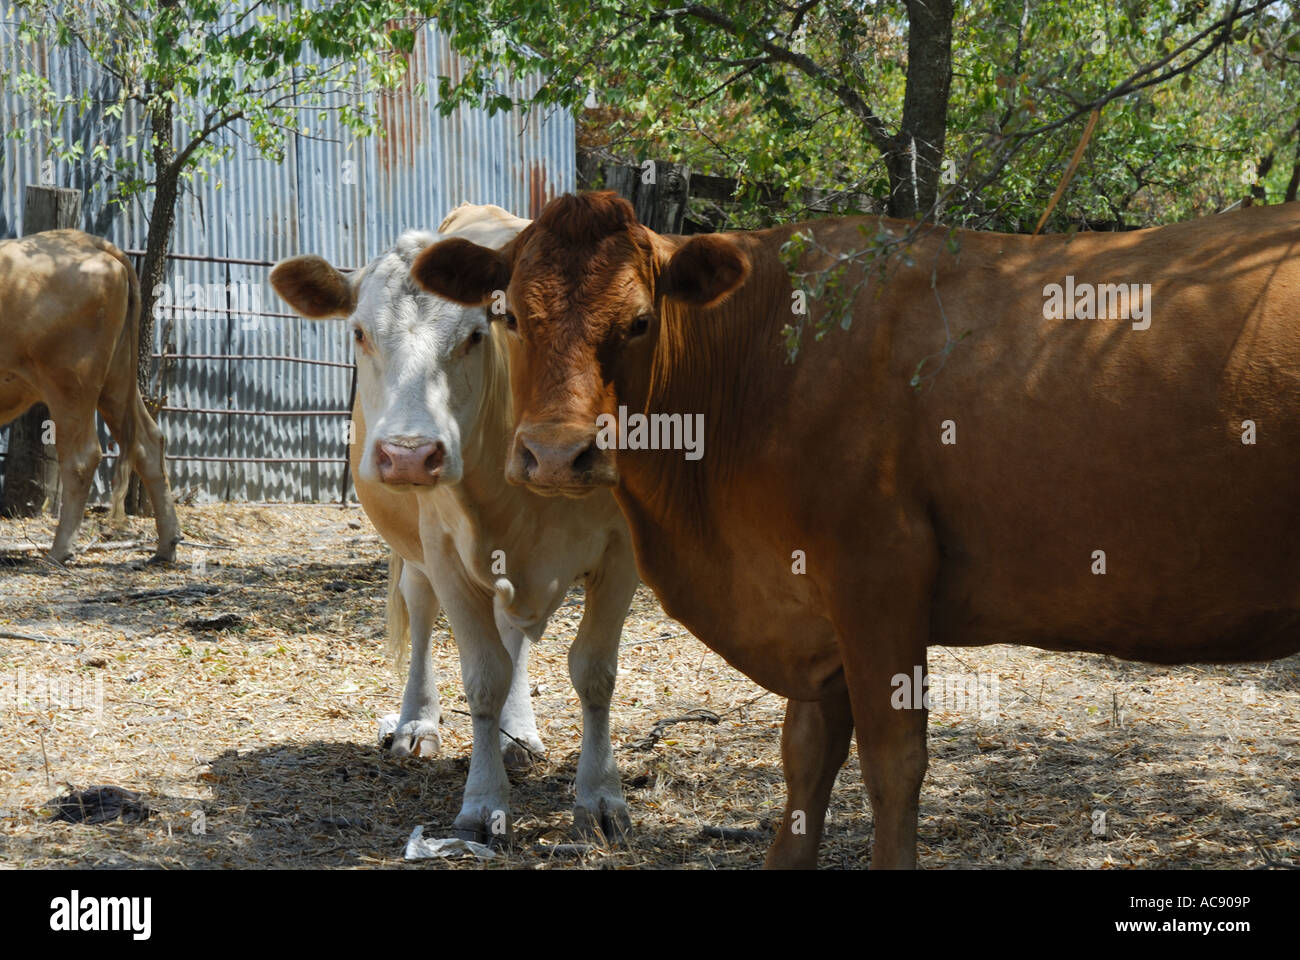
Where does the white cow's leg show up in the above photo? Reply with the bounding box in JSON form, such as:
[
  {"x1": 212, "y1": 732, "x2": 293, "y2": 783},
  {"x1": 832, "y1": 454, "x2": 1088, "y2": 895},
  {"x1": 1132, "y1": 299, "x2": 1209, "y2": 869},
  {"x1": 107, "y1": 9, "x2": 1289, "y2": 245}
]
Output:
[
  {"x1": 434, "y1": 571, "x2": 515, "y2": 844},
  {"x1": 388, "y1": 563, "x2": 442, "y2": 758},
  {"x1": 495, "y1": 611, "x2": 546, "y2": 769},
  {"x1": 569, "y1": 545, "x2": 639, "y2": 842}
]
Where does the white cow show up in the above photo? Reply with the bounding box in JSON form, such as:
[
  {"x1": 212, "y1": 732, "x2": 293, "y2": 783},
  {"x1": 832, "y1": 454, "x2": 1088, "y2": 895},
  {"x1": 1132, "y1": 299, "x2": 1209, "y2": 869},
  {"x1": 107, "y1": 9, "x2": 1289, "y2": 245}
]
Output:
[{"x1": 270, "y1": 205, "x2": 638, "y2": 843}]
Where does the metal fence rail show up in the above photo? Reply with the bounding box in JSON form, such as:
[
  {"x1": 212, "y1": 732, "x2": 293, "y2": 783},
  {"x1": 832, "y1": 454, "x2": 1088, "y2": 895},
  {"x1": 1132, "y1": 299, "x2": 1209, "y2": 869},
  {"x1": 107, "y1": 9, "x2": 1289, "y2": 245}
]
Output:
[{"x1": 133, "y1": 249, "x2": 358, "y2": 502}]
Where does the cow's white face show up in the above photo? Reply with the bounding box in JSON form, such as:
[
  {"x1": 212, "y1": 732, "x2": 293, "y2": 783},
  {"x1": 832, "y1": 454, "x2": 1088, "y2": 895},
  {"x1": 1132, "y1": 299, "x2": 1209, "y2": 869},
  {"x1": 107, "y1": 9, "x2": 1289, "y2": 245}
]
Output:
[
  {"x1": 350, "y1": 231, "x2": 494, "y2": 488},
  {"x1": 271, "y1": 229, "x2": 501, "y2": 490}
]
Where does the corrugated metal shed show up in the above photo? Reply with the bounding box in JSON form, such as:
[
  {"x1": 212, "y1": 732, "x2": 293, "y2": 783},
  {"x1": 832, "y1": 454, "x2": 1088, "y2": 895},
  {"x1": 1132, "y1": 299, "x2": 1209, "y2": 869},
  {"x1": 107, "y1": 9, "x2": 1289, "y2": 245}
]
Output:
[{"x1": 0, "y1": 7, "x2": 573, "y2": 502}]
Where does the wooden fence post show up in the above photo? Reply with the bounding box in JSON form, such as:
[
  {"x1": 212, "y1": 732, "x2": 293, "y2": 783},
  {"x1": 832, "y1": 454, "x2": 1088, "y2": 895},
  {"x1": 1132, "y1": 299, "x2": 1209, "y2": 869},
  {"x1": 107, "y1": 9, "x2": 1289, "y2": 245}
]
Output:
[
  {"x1": 592, "y1": 159, "x2": 692, "y2": 235},
  {"x1": 635, "y1": 161, "x2": 691, "y2": 234},
  {"x1": 0, "y1": 186, "x2": 82, "y2": 519},
  {"x1": 602, "y1": 162, "x2": 639, "y2": 205},
  {"x1": 578, "y1": 147, "x2": 885, "y2": 234}
]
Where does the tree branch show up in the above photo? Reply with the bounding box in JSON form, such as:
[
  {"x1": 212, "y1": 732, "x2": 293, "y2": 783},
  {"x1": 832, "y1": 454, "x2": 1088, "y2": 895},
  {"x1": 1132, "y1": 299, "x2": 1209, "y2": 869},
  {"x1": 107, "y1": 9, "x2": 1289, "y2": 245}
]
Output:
[{"x1": 678, "y1": 3, "x2": 896, "y2": 156}]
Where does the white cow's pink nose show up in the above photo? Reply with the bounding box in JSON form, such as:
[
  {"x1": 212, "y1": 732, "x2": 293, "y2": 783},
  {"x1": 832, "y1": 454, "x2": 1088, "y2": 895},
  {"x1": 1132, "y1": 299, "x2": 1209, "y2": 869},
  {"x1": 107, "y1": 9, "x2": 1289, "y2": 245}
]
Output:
[{"x1": 376, "y1": 440, "x2": 445, "y2": 485}]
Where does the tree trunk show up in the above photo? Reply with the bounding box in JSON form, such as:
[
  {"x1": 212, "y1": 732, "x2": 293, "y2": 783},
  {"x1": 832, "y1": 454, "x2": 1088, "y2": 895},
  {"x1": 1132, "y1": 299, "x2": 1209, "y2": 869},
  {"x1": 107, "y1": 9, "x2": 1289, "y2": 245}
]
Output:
[
  {"x1": 126, "y1": 97, "x2": 180, "y2": 515},
  {"x1": 0, "y1": 414, "x2": 55, "y2": 519},
  {"x1": 886, "y1": 0, "x2": 954, "y2": 219},
  {"x1": 0, "y1": 186, "x2": 82, "y2": 519}
]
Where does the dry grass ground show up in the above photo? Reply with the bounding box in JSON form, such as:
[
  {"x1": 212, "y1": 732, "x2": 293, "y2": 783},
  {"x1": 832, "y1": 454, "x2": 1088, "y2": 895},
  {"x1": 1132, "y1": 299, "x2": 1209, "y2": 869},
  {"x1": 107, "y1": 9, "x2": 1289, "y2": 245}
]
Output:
[{"x1": 1, "y1": 503, "x2": 1297, "y2": 869}]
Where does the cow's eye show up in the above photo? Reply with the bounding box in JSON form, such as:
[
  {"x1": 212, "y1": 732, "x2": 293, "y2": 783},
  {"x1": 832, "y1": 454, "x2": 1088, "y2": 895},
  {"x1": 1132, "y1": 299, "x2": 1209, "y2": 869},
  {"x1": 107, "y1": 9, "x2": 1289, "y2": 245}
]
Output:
[
  {"x1": 353, "y1": 327, "x2": 366, "y2": 346},
  {"x1": 629, "y1": 313, "x2": 653, "y2": 337},
  {"x1": 504, "y1": 312, "x2": 518, "y2": 332},
  {"x1": 467, "y1": 330, "x2": 484, "y2": 348}
]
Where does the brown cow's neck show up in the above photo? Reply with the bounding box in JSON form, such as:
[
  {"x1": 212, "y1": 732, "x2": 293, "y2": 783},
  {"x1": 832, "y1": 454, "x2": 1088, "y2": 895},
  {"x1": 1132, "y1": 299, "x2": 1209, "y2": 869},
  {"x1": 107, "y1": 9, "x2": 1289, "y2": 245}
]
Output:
[{"x1": 614, "y1": 229, "x2": 797, "y2": 534}]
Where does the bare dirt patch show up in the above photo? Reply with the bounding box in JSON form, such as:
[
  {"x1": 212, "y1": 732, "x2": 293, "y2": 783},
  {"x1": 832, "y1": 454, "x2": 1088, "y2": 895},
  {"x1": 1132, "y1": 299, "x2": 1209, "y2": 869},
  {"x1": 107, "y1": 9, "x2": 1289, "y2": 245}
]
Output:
[{"x1": 1, "y1": 504, "x2": 1297, "y2": 869}]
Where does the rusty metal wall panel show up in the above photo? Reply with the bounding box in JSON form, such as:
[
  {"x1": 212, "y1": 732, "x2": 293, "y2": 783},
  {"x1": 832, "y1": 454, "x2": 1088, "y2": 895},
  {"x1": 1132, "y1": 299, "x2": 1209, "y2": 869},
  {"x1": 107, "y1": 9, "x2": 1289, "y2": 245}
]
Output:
[{"x1": 0, "y1": 10, "x2": 574, "y2": 502}]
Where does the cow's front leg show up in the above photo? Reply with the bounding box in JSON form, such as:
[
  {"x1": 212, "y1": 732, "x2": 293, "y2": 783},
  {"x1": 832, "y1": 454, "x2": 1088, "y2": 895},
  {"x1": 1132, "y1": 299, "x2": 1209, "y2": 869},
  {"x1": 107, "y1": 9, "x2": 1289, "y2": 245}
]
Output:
[
  {"x1": 832, "y1": 515, "x2": 938, "y2": 869},
  {"x1": 844, "y1": 645, "x2": 928, "y2": 869},
  {"x1": 434, "y1": 574, "x2": 515, "y2": 844},
  {"x1": 386, "y1": 559, "x2": 443, "y2": 758},
  {"x1": 763, "y1": 687, "x2": 854, "y2": 869},
  {"x1": 568, "y1": 543, "x2": 639, "y2": 842},
  {"x1": 495, "y1": 615, "x2": 546, "y2": 769}
]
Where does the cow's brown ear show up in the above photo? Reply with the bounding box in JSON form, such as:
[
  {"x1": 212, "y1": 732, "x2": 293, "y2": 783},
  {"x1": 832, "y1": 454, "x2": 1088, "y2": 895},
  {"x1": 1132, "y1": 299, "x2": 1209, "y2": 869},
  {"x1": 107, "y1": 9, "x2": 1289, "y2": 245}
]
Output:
[
  {"x1": 410, "y1": 237, "x2": 510, "y2": 307},
  {"x1": 270, "y1": 256, "x2": 356, "y2": 319},
  {"x1": 660, "y1": 235, "x2": 750, "y2": 308}
]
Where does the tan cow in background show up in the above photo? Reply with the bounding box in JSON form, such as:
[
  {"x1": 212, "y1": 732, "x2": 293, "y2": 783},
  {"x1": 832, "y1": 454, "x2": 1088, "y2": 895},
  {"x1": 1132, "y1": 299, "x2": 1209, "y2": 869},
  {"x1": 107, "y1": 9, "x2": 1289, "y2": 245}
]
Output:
[{"x1": 0, "y1": 230, "x2": 180, "y2": 563}]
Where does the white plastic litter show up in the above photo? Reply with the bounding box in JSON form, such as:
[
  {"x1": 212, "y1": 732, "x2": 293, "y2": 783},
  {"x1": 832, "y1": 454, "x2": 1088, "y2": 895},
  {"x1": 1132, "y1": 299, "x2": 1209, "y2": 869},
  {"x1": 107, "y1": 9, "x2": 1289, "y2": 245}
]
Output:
[{"x1": 403, "y1": 825, "x2": 497, "y2": 860}]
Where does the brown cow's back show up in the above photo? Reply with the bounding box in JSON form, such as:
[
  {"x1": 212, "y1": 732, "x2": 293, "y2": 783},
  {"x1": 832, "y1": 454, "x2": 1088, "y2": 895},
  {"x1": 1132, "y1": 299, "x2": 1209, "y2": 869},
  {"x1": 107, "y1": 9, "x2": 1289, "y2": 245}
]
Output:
[
  {"x1": 607, "y1": 203, "x2": 1300, "y2": 692},
  {"x1": 912, "y1": 207, "x2": 1300, "y2": 661}
]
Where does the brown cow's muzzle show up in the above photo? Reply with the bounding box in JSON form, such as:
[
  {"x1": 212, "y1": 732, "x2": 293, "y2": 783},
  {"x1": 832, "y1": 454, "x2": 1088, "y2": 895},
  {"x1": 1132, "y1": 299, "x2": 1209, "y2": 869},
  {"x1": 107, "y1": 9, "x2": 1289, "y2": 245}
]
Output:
[
  {"x1": 376, "y1": 439, "x2": 445, "y2": 486},
  {"x1": 509, "y1": 422, "x2": 617, "y2": 494}
]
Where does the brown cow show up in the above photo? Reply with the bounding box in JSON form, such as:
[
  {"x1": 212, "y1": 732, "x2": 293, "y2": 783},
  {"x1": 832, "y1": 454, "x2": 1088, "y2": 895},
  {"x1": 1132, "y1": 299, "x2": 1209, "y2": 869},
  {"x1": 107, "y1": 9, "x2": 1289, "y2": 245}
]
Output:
[
  {"x1": 410, "y1": 191, "x2": 1300, "y2": 869},
  {"x1": 0, "y1": 230, "x2": 180, "y2": 563}
]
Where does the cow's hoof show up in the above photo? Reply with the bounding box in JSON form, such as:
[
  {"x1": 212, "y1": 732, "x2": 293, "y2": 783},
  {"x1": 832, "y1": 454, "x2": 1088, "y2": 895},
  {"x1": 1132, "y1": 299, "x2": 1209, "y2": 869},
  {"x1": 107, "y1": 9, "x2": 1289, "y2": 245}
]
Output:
[
  {"x1": 47, "y1": 550, "x2": 74, "y2": 566},
  {"x1": 146, "y1": 553, "x2": 175, "y2": 566},
  {"x1": 501, "y1": 733, "x2": 545, "y2": 770},
  {"x1": 573, "y1": 797, "x2": 631, "y2": 845},
  {"x1": 155, "y1": 536, "x2": 182, "y2": 564},
  {"x1": 379, "y1": 714, "x2": 441, "y2": 758},
  {"x1": 452, "y1": 805, "x2": 512, "y2": 847}
]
